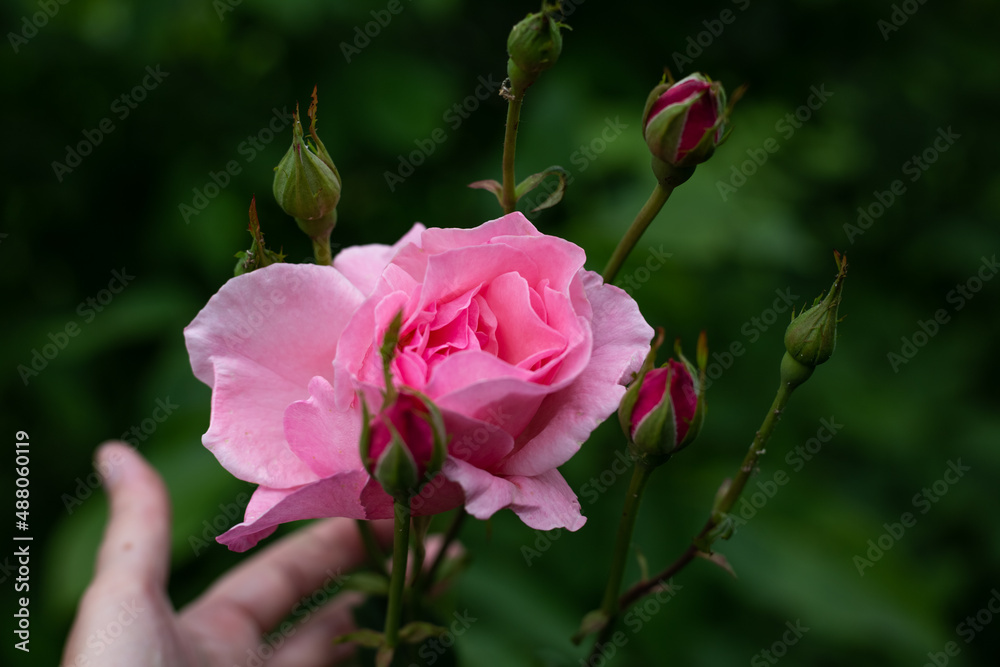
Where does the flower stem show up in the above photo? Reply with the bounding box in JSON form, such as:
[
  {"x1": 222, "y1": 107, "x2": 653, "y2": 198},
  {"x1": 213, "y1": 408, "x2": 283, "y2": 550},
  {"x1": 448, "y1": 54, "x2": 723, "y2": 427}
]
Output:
[
  {"x1": 384, "y1": 499, "x2": 411, "y2": 649},
  {"x1": 617, "y1": 375, "x2": 799, "y2": 609},
  {"x1": 501, "y1": 92, "x2": 525, "y2": 214},
  {"x1": 714, "y1": 378, "x2": 793, "y2": 515},
  {"x1": 589, "y1": 460, "x2": 653, "y2": 658},
  {"x1": 311, "y1": 233, "x2": 332, "y2": 266},
  {"x1": 602, "y1": 183, "x2": 673, "y2": 285}
]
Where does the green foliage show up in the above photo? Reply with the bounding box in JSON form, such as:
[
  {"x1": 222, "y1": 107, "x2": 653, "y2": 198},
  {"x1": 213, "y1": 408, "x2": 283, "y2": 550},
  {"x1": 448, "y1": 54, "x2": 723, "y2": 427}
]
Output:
[{"x1": 3, "y1": 0, "x2": 999, "y2": 665}]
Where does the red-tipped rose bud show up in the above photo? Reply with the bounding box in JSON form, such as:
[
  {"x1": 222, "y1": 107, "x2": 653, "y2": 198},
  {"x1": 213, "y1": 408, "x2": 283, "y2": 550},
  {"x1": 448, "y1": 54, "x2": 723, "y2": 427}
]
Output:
[
  {"x1": 619, "y1": 332, "x2": 706, "y2": 466},
  {"x1": 642, "y1": 73, "x2": 730, "y2": 172},
  {"x1": 361, "y1": 391, "x2": 446, "y2": 501}
]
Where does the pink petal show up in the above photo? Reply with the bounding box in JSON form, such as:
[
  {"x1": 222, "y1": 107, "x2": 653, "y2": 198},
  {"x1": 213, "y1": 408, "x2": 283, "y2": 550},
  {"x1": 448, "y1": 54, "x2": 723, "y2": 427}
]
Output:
[
  {"x1": 497, "y1": 271, "x2": 653, "y2": 476},
  {"x1": 359, "y1": 474, "x2": 467, "y2": 519},
  {"x1": 217, "y1": 471, "x2": 371, "y2": 552},
  {"x1": 184, "y1": 264, "x2": 365, "y2": 487},
  {"x1": 482, "y1": 272, "x2": 566, "y2": 367},
  {"x1": 441, "y1": 457, "x2": 516, "y2": 520},
  {"x1": 416, "y1": 212, "x2": 541, "y2": 254},
  {"x1": 441, "y1": 408, "x2": 515, "y2": 470},
  {"x1": 332, "y1": 223, "x2": 426, "y2": 294},
  {"x1": 284, "y1": 376, "x2": 363, "y2": 478},
  {"x1": 199, "y1": 357, "x2": 319, "y2": 486},
  {"x1": 508, "y1": 469, "x2": 586, "y2": 531},
  {"x1": 441, "y1": 461, "x2": 585, "y2": 530}
]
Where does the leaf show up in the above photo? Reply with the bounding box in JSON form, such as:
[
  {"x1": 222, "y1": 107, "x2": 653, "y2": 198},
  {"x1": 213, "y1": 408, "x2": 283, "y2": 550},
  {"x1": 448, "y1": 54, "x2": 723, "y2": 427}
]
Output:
[
  {"x1": 514, "y1": 165, "x2": 569, "y2": 212},
  {"x1": 341, "y1": 571, "x2": 390, "y2": 596},
  {"x1": 467, "y1": 179, "x2": 504, "y2": 208},
  {"x1": 332, "y1": 628, "x2": 384, "y2": 648},
  {"x1": 697, "y1": 550, "x2": 738, "y2": 578},
  {"x1": 398, "y1": 621, "x2": 449, "y2": 644}
]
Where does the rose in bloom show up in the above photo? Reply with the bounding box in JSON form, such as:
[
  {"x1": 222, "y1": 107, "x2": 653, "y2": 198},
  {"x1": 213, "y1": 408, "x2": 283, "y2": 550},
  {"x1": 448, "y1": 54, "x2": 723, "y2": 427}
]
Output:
[
  {"x1": 642, "y1": 73, "x2": 728, "y2": 167},
  {"x1": 185, "y1": 212, "x2": 652, "y2": 551}
]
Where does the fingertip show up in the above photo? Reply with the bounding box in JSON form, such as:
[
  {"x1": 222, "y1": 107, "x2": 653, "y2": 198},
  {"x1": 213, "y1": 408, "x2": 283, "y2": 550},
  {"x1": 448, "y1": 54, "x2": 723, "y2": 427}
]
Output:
[
  {"x1": 94, "y1": 441, "x2": 133, "y2": 488},
  {"x1": 93, "y1": 441, "x2": 172, "y2": 585}
]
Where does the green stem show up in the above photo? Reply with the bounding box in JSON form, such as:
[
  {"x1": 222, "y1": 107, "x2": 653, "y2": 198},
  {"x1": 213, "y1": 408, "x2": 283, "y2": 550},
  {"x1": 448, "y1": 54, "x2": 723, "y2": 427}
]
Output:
[
  {"x1": 589, "y1": 461, "x2": 654, "y2": 659},
  {"x1": 617, "y1": 372, "x2": 799, "y2": 610},
  {"x1": 408, "y1": 516, "x2": 431, "y2": 591},
  {"x1": 384, "y1": 500, "x2": 411, "y2": 649},
  {"x1": 602, "y1": 183, "x2": 673, "y2": 284},
  {"x1": 356, "y1": 520, "x2": 388, "y2": 578},
  {"x1": 501, "y1": 92, "x2": 525, "y2": 214},
  {"x1": 311, "y1": 234, "x2": 332, "y2": 266}
]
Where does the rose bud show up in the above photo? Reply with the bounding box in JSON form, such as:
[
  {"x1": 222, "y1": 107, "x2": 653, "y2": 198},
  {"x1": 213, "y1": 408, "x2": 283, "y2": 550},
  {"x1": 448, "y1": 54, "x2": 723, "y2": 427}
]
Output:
[
  {"x1": 642, "y1": 73, "x2": 730, "y2": 171},
  {"x1": 506, "y1": 6, "x2": 565, "y2": 93},
  {"x1": 360, "y1": 391, "x2": 447, "y2": 501},
  {"x1": 782, "y1": 251, "x2": 848, "y2": 388},
  {"x1": 273, "y1": 97, "x2": 342, "y2": 242},
  {"x1": 619, "y1": 333, "x2": 706, "y2": 466}
]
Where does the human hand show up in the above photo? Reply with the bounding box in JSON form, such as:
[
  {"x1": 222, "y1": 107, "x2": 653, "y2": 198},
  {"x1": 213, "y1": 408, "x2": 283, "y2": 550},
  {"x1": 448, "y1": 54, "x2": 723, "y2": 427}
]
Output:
[{"x1": 62, "y1": 442, "x2": 387, "y2": 667}]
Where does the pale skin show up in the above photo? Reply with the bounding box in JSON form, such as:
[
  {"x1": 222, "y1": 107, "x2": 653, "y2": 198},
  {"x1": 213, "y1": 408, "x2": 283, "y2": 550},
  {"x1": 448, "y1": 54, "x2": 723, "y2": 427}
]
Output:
[{"x1": 63, "y1": 442, "x2": 390, "y2": 667}]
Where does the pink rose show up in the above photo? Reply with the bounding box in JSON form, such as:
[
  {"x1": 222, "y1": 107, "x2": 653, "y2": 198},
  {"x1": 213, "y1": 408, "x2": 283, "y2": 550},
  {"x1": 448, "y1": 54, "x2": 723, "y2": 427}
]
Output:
[{"x1": 184, "y1": 212, "x2": 652, "y2": 551}]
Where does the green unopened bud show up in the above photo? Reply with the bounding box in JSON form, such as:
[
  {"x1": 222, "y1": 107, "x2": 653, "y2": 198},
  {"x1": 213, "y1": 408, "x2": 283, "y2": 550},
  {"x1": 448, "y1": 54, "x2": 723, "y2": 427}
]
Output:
[
  {"x1": 785, "y1": 251, "x2": 848, "y2": 368},
  {"x1": 506, "y1": 4, "x2": 565, "y2": 93},
  {"x1": 273, "y1": 88, "x2": 341, "y2": 243},
  {"x1": 374, "y1": 429, "x2": 421, "y2": 502}
]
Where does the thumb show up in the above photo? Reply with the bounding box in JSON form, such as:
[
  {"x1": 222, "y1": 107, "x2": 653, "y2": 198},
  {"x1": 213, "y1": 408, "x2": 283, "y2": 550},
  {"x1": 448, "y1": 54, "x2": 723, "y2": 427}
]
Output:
[{"x1": 92, "y1": 442, "x2": 172, "y2": 588}]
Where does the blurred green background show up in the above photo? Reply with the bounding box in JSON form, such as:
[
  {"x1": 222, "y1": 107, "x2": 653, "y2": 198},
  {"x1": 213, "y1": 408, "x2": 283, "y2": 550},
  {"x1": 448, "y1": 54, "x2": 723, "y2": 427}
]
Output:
[{"x1": 3, "y1": 0, "x2": 999, "y2": 665}]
